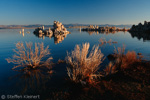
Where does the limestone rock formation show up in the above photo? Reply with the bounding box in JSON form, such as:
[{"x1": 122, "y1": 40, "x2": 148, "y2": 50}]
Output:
[
  {"x1": 53, "y1": 21, "x2": 69, "y2": 34},
  {"x1": 33, "y1": 21, "x2": 70, "y2": 44}
]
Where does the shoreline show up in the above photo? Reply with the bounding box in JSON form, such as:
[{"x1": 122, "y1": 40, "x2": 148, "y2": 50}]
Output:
[{"x1": 0, "y1": 27, "x2": 52, "y2": 29}]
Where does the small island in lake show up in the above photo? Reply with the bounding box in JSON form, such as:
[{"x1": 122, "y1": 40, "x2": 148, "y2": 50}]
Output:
[
  {"x1": 34, "y1": 21, "x2": 70, "y2": 37},
  {"x1": 34, "y1": 21, "x2": 70, "y2": 44},
  {"x1": 82, "y1": 25, "x2": 130, "y2": 32},
  {"x1": 129, "y1": 21, "x2": 150, "y2": 41},
  {"x1": 129, "y1": 21, "x2": 150, "y2": 33}
]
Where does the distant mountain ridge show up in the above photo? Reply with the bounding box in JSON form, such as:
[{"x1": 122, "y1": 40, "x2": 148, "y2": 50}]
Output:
[
  {"x1": 0, "y1": 24, "x2": 132, "y2": 29},
  {"x1": 0, "y1": 25, "x2": 53, "y2": 29}
]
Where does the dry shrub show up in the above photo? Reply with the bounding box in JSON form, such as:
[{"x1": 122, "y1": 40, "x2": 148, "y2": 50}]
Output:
[
  {"x1": 7, "y1": 42, "x2": 53, "y2": 93},
  {"x1": 114, "y1": 45, "x2": 126, "y2": 57},
  {"x1": 11, "y1": 68, "x2": 51, "y2": 94},
  {"x1": 104, "y1": 62, "x2": 117, "y2": 76},
  {"x1": 121, "y1": 51, "x2": 138, "y2": 69},
  {"x1": 113, "y1": 45, "x2": 125, "y2": 68},
  {"x1": 126, "y1": 51, "x2": 137, "y2": 61},
  {"x1": 104, "y1": 46, "x2": 139, "y2": 75},
  {"x1": 6, "y1": 42, "x2": 52, "y2": 71},
  {"x1": 112, "y1": 45, "x2": 139, "y2": 70},
  {"x1": 66, "y1": 43, "x2": 104, "y2": 84}
]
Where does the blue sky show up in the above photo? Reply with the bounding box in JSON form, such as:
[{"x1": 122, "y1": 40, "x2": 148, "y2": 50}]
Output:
[{"x1": 0, "y1": 0, "x2": 150, "y2": 25}]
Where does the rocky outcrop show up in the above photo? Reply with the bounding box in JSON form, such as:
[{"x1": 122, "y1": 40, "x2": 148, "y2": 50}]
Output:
[
  {"x1": 34, "y1": 21, "x2": 70, "y2": 36},
  {"x1": 82, "y1": 25, "x2": 129, "y2": 32},
  {"x1": 34, "y1": 26, "x2": 53, "y2": 38},
  {"x1": 53, "y1": 21, "x2": 69, "y2": 38},
  {"x1": 129, "y1": 21, "x2": 150, "y2": 41},
  {"x1": 33, "y1": 21, "x2": 70, "y2": 44},
  {"x1": 129, "y1": 21, "x2": 150, "y2": 33},
  {"x1": 53, "y1": 21, "x2": 68, "y2": 33}
]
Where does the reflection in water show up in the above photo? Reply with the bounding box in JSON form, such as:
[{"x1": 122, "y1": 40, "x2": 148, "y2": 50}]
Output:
[
  {"x1": 19, "y1": 29, "x2": 25, "y2": 37},
  {"x1": 22, "y1": 32, "x2": 24, "y2": 37},
  {"x1": 99, "y1": 38, "x2": 118, "y2": 47},
  {"x1": 10, "y1": 68, "x2": 52, "y2": 94},
  {"x1": 1, "y1": 28, "x2": 150, "y2": 99},
  {"x1": 79, "y1": 27, "x2": 81, "y2": 33},
  {"x1": 33, "y1": 30, "x2": 70, "y2": 44},
  {"x1": 129, "y1": 31, "x2": 150, "y2": 41},
  {"x1": 54, "y1": 33, "x2": 67, "y2": 44},
  {"x1": 19, "y1": 30, "x2": 21, "y2": 34},
  {"x1": 87, "y1": 31, "x2": 99, "y2": 35},
  {"x1": 22, "y1": 29, "x2": 24, "y2": 37},
  {"x1": 84, "y1": 30, "x2": 125, "y2": 35},
  {"x1": 83, "y1": 29, "x2": 150, "y2": 42},
  {"x1": 26, "y1": 31, "x2": 30, "y2": 33}
]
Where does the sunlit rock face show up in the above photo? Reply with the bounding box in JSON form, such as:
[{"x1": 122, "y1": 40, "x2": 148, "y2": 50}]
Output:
[
  {"x1": 33, "y1": 21, "x2": 70, "y2": 44},
  {"x1": 53, "y1": 21, "x2": 69, "y2": 34},
  {"x1": 34, "y1": 21, "x2": 70, "y2": 36}
]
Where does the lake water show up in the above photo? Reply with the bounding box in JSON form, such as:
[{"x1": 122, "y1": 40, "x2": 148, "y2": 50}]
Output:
[{"x1": 0, "y1": 28, "x2": 150, "y2": 98}]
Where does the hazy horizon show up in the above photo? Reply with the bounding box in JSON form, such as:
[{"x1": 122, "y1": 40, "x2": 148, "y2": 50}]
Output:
[
  {"x1": 0, "y1": 0, "x2": 150, "y2": 25},
  {"x1": 0, "y1": 23, "x2": 133, "y2": 26}
]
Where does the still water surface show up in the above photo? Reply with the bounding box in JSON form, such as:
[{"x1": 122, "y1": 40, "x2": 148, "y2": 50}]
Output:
[{"x1": 0, "y1": 28, "x2": 150, "y2": 96}]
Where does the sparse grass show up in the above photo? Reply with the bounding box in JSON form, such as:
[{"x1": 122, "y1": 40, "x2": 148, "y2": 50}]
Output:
[
  {"x1": 114, "y1": 45, "x2": 141, "y2": 70},
  {"x1": 6, "y1": 42, "x2": 53, "y2": 71},
  {"x1": 104, "y1": 45, "x2": 141, "y2": 76},
  {"x1": 113, "y1": 45, "x2": 126, "y2": 70},
  {"x1": 104, "y1": 62, "x2": 117, "y2": 76},
  {"x1": 121, "y1": 51, "x2": 139, "y2": 69},
  {"x1": 66, "y1": 43, "x2": 104, "y2": 84},
  {"x1": 105, "y1": 45, "x2": 140, "y2": 73},
  {"x1": 114, "y1": 45, "x2": 126, "y2": 56}
]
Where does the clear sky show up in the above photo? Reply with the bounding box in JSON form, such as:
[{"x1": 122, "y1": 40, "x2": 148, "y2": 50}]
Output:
[{"x1": 0, "y1": 0, "x2": 150, "y2": 25}]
